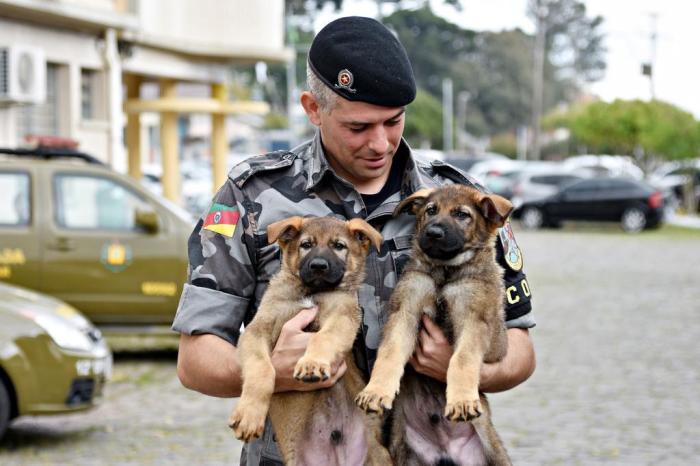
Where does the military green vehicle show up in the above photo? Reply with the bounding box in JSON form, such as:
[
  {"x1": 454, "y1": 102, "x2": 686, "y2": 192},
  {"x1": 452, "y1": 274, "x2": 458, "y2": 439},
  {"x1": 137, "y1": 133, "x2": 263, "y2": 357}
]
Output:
[
  {"x1": 0, "y1": 280, "x2": 111, "y2": 440},
  {"x1": 0, "y1": 147, "x2": 193, "y2": 334}
]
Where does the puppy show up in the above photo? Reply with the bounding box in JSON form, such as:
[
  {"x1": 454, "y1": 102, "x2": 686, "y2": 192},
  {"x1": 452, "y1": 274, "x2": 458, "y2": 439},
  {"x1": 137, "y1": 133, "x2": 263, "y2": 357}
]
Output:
[
  {"x1": 228, "y1": 216, "x2": 391, "y2": 466},
  {"x1": 356, "y1": 185, "x2": 513, "y2": 466}
]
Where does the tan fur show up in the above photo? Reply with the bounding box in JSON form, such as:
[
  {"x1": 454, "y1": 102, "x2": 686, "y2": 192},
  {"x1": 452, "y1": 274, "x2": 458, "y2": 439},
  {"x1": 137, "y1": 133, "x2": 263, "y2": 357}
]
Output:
[
  {"x1": 356, "y1": 185, "x2": 513, "y2": 466},
  {"x1": 228, "y1": 216, "x2": 391, "y2": 465}
]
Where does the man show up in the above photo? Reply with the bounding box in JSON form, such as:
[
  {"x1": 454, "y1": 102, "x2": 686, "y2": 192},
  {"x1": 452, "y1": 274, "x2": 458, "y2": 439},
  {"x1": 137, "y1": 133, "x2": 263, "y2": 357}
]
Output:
[{"x1": 174, "y1": 16, "x2": 535, "y2": 465}]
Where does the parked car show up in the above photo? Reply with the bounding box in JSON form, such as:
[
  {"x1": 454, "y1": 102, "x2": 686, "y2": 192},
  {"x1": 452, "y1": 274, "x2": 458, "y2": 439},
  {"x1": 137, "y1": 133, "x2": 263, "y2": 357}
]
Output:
[
  {"x1": 647, "y1": 159, "x2": 700, "y2": 212},
  {"x1": 444, "y1": 152, "x2": 507, "y2": 174},
  {"x1": 0, "y1": 281, "x2": 111, "y2": 440},
  {"x1": 513, "y1": 177, "x2": 665, "y2": 232},
  {"x1": 562, "y1": 154, "x2": 644, "y2": 180},
  {"x1": 510, "y1": 168, "x2": 593, "y2": 208},
  {"x1": 0, "y1": 146, "x2": 192, "y2": 333}
]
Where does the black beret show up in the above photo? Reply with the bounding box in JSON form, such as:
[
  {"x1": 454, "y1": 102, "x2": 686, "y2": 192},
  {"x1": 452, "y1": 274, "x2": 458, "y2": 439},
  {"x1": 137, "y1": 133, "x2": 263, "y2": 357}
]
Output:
[{"x1": 308, "y1": 16, "x2": 416, "y2": 107}]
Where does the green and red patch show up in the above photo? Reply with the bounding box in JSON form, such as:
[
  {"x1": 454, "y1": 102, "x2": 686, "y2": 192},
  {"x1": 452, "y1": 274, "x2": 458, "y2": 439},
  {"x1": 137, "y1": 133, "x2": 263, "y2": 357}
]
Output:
[{"x1": 203, "y1": 203, "x2": 240, "y2": 237}]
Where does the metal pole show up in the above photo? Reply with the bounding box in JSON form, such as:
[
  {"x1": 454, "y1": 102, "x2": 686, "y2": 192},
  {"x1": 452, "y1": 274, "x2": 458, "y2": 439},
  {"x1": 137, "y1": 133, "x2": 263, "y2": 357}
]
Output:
[
  {"x1": 442, "y1": 78, "x2": 453, "y2": 153},
  {"x1": 531, "y1": 0, "x2": 546, "y2": 161}
]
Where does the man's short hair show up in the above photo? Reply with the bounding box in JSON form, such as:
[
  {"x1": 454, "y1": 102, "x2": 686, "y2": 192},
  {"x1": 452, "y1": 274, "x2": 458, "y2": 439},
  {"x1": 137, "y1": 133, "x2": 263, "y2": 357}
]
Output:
[{"x1": 306, "y1": 66, "x2": 338, "y2": 113}]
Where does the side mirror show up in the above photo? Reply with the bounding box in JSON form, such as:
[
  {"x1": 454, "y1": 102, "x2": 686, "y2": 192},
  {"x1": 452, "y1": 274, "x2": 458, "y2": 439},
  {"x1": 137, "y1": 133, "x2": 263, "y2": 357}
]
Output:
[{"x1": 135, "y1": 209, "x2": 159, "y2": 234}]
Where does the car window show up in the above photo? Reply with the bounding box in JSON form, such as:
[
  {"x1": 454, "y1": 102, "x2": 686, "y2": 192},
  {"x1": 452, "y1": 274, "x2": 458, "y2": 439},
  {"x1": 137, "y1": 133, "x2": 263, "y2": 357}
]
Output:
[
  {"x1": 0, "y1": 172, "x2": 31, "y2": 226},
  {"x1": 563, "y1": 179, "x2": 601, "y2": 192},
  {"x1": 54, "y1": 174, "x2": 150, "y2": 231}
]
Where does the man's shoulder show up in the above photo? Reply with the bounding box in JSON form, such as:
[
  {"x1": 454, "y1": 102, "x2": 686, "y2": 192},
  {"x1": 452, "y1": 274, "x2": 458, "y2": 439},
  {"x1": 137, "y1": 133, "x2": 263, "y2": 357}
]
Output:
[
  {"x1": 415, "y1": 157, "x2": 488, "y2": 192},
  {"x1": 228, "y1": 142, "x2": 312, "y2": 188}
]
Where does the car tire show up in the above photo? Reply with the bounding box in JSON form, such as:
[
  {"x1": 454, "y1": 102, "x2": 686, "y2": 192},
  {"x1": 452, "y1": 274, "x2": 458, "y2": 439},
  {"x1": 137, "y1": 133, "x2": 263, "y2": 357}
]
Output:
[
  {"x1": 0, "y1": 380, "x2": 10, "y2": 441},
  {"x1": 521, "y1": 207, "x2": 545, "y2": 230},
  {"x1": 621, "y1": 207, "x2": 647, "y2": 232}
]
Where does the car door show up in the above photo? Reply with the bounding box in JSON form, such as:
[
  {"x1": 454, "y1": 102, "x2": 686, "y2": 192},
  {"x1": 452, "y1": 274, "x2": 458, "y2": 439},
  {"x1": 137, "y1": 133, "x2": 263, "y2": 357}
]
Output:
[
  {"x1": 0, "y1": 168, "x2": 41, "y2": 289},
  {"x1": 40, "y1": 167, "x2": 183, "y2": 325},
  {"x1": 549, "y1": 180, "x2": 598, "y2": 220}
]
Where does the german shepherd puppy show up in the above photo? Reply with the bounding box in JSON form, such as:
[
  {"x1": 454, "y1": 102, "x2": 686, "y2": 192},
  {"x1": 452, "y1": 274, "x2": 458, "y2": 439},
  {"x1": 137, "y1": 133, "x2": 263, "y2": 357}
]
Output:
[
  {"x1": 356, "y1": 185, "x2": 514, "y2": 466},
  {"x1": 228, "y1": 216, "x2": 391, "y2": 466}
]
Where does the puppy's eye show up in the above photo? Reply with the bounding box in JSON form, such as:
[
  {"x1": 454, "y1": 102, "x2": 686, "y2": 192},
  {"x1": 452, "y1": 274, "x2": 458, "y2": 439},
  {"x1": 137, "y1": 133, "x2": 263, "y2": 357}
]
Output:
[
  {"x1": 333, "y1": 242, "x2": 346, "y2": 251},
  {"x1": 453, "y1": 210, "x2": 470, "y2": 220},
  {"x1": 300, "y1": 241, "x2": 313, "y2": 250},
  {"x1": 425, "y1": 205, "x2": 437, "y2": 216}
]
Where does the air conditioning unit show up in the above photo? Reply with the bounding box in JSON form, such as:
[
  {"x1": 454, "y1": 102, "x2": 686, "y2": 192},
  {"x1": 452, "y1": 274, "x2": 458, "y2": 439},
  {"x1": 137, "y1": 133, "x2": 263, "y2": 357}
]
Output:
[{"x1": 0, "y1": 45, "x2": 46, "y2": 105}]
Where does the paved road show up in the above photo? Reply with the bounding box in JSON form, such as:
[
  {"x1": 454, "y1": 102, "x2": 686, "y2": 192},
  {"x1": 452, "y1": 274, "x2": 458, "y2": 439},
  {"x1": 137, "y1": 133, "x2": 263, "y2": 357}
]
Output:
[{"x1": 1, "y1": 226, "x2": 698, "y2": 465}]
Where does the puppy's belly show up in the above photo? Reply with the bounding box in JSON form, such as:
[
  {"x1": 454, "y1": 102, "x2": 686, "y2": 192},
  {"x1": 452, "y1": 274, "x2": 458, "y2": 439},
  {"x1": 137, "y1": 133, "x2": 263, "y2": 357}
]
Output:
[
  {"x1": 399, "y1": 373, "x2": 487, "y2": 466},
  {"x1": 299, "y1": 384, "x2": 368, "y2": 466}
]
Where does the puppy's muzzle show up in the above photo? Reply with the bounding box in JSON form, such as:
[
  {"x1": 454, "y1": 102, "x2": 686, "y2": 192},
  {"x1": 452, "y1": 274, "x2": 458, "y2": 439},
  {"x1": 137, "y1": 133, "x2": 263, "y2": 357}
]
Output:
[
  {"x1": 300, "y1": 252, "x2": 345, "y2": 291},
  {"x1": 418, "y1": 222, "x2": 465, "y2": 260}
]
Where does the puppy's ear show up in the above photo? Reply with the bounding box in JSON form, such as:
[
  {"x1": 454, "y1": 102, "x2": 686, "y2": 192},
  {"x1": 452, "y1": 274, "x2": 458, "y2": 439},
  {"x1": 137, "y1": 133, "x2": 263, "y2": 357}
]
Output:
[
  {"x1": 267, "y1": 216, "x2": 305, "y2": 245},
  {"x1": 346, "y1": 218, "x2": 383, "y2": 253},
  {"x1": 479, "y1": 194, "x2": 513, "y2": 227},
  {"x1": 393, "y1": 188, "x2": 434, "y2": 216}
]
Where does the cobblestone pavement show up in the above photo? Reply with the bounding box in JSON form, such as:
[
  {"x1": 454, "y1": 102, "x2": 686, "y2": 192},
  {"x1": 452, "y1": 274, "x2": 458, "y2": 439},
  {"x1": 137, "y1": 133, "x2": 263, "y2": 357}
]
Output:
[{"x1": 1, "y1": 225, "x2": 698, "y2": 465}]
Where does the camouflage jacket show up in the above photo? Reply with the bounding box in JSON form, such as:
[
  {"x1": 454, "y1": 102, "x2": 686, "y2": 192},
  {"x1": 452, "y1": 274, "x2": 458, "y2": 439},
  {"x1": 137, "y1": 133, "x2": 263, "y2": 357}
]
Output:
[{"x1": 172, "y1": 132, "x2": 535, "y2": 465}]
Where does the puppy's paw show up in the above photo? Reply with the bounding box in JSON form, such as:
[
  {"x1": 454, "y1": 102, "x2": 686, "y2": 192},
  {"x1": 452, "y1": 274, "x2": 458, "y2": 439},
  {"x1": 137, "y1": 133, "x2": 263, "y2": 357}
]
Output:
[
  {"x1": 445, "y1": 397, "x2": 482, "y2": 422},
  {"x1": 228, "y1": 404, "x2": 266, "y2": 442},
  {"x1": 294, "y1": 356, "x2": 332, "y2": 383},
  {"x1": 355, "y1": 386, "x2": 395, "y2": 414}
]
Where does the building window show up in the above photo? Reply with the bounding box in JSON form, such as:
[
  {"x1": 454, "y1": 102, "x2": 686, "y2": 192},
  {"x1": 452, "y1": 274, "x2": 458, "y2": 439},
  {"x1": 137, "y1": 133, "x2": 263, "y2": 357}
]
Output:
[
  {"x1": 81, "y1": 68, "x2": 98, "y2": 120},
  {"x1": 16, "y1": 63, "x2": 58, "y2": 140}
]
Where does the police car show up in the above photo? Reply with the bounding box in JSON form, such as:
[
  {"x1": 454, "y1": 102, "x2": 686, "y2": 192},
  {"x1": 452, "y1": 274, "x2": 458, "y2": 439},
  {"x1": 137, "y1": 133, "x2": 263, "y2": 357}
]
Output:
[
  {"x1": 0, "y1": 144, "x2": 193, "y2": 334},
  {"x1": 0, "y1": 281, "x2": 111, "y2": 440}
]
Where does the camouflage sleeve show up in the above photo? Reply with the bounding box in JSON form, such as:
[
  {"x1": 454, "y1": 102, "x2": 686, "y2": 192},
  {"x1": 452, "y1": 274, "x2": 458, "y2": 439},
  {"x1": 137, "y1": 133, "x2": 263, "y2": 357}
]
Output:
[
  {"x1": 172, "y1": 180, "x2": 257, "y2": 345},
  {"x1": 496, "y1": 222, "x2": 536, "y2": 329}
]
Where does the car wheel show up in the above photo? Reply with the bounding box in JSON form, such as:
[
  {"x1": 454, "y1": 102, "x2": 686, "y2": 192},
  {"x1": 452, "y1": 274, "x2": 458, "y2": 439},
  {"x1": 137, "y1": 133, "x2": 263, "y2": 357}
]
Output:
[
  {"x1": 521, "y1": 207, "x2": 544, "y2": 230},
  {"x1": 0, "y1": 380, "x2": 10, "y2": 441},
  {"x1": 621, "y1": 207, "x2": 647, "y2": 232}
]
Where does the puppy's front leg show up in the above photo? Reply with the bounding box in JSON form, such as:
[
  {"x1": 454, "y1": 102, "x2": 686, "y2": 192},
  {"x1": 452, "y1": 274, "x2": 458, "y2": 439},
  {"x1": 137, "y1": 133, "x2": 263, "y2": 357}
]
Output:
[
  {"x1": 228, "y1": 315, "x2": 276, "y2": 442},
  {"x1": 441, "y1": 286, "x2": 492, "y2": 422},
  {"x1": 356, "y1": 271, "x2": 436, "y2": 414},
  {"x1": 293, "y1": 292, "x2": 359, "y2": 382}
]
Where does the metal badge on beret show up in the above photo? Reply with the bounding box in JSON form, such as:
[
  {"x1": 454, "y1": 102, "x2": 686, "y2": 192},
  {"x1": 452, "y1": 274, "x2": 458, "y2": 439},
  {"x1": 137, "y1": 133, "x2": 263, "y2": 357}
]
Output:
[{"x1": 335, "y1": 69, "x2": 356, "y2": 93}]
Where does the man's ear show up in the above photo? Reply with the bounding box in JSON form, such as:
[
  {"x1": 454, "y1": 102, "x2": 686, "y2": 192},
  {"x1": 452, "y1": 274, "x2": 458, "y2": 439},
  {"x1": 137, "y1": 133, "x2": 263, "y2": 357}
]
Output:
[
  {"x1": 479, "y1": 194, "x2": 513, "y2": 227},
  {"x1": 394, "y1": 188, "x2": 434, "y2": 217},
  {"x1": 346, "y1": 218, "x2": 383, "y2": 253},
  {"x1": 267, "y1": 216, "x2": 305, "y2": 245},
  {"x1": 300, "y1": 91, "x2": 322, "y2": 127}
]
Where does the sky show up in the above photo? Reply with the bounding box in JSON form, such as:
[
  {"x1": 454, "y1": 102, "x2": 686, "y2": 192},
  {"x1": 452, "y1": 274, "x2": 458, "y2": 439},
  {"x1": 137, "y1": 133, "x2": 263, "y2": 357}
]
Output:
[{"x1": 315, "y1": 0, "x2": 700, "y2": 118}]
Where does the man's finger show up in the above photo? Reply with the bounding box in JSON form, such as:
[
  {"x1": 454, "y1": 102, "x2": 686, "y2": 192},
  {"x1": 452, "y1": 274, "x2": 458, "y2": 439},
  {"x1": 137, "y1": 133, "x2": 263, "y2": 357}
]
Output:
[
  {"x1": 421, "y1": 314, "x2": 447, "y2": 343},
  {"x1": 283, "y1": 306, "x2": 319, "y2": 333}
]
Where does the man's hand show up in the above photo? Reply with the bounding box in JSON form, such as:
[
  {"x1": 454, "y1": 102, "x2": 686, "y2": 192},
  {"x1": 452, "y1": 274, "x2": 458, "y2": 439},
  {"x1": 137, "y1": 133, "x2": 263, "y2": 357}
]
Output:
[
  {"x1": 271, "y1": 307, "x2": 347, "y2": 392},
  {"x1": 408, "y1": 315, "x2": 535, "y2": 392},
  {"x1": 409, "y1": 314, "x2": 452, "y2": 382}
]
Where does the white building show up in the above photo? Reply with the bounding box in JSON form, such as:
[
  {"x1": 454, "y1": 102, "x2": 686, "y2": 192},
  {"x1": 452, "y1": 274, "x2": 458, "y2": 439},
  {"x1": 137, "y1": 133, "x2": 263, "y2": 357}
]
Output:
[{"x1": 0, "y1": 0, "x2": 291, "y2": 203}]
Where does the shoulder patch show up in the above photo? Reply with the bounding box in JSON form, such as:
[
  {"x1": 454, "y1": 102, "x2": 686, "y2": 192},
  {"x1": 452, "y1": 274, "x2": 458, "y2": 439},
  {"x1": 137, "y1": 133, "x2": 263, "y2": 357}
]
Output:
[
  {"x1": 498, "y1": 221, "x2": 523, "y2": 271},
  {"x1": 203, "y1": 203, "x2": 240, "y2": 237},
  {"x1": 229, "y1": 150, "x2": 297, "y2": 188}
]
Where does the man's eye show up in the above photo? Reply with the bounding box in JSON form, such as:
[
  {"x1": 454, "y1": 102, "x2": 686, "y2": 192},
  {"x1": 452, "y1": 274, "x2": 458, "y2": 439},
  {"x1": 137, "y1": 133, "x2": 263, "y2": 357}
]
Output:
[
  {"x1": 349, "y1": 126, "x2": 366, "y2": 133},
  {"x1": 453, "y1": 211, "x2": 470, "y2": 220},
  {"x1": 300, "y1": 241, "x2": 313, "y2": 250},
  {"x1": 426, "y1": 206, "x2": 437, "y2": 216}
]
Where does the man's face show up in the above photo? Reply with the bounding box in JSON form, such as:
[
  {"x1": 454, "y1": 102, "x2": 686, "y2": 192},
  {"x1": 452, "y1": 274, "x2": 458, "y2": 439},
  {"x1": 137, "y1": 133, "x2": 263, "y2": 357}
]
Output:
[{"x1": 303, "y1": 93, "x2": 405, "y2": 190}]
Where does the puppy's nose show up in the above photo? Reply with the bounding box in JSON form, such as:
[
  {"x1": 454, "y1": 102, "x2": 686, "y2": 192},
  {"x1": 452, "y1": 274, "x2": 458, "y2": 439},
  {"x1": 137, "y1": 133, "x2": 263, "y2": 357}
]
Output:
[
  {"x1": 309, "y1": 257, "x2": 330, "y2": 271},
  {"x1": 425, "y1": 225, "x2": 445, "y2": 239}
]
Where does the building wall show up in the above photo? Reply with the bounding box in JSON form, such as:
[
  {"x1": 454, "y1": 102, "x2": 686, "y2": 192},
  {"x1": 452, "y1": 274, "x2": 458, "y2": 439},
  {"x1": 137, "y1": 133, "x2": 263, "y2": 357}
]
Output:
[
  {"x1": 137, "y1": 0, "x2": 285, "y2": 58},
  {"x1": 0, "y1": 17, "x2": 110, "y2": 157}
]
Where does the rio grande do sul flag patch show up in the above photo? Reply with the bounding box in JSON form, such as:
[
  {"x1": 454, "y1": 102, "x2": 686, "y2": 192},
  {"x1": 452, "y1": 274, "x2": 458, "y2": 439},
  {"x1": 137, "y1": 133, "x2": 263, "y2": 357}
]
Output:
[{"x1": 202, "y1": 203, "x2": 240, "y2": 237}]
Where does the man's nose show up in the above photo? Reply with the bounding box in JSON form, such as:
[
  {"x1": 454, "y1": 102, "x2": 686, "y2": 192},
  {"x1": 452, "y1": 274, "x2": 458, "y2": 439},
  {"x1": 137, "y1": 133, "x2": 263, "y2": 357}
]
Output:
[{"x1": 367, "y1": 126, "x2": 389, "y2": 154}]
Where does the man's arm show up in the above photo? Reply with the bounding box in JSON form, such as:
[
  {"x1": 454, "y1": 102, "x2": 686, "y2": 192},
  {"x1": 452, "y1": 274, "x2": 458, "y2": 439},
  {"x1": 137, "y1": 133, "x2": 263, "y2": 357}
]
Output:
[
  {"x1": 177, "y1": 307, "x2": 347, "y2": 398},
  {"x1": 409, "y1": 315, "x2": 535, "y2": 392}
]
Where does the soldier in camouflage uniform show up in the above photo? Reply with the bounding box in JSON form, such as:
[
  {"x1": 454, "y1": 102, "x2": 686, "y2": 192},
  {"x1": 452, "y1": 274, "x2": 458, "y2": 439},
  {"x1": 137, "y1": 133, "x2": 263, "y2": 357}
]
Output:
[{"x1": 173, "y1": 16, "x2": 535, "y2": 466}]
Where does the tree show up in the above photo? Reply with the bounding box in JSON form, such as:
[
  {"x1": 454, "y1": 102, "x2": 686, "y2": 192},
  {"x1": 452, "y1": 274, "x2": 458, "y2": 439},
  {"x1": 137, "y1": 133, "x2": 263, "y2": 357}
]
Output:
[
  {"x1": 403, "y1": 88, "x2": 443, "y2": 149},
  {"x1": 544, "y1": 99, "x2": 700, "y2": 166}
]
